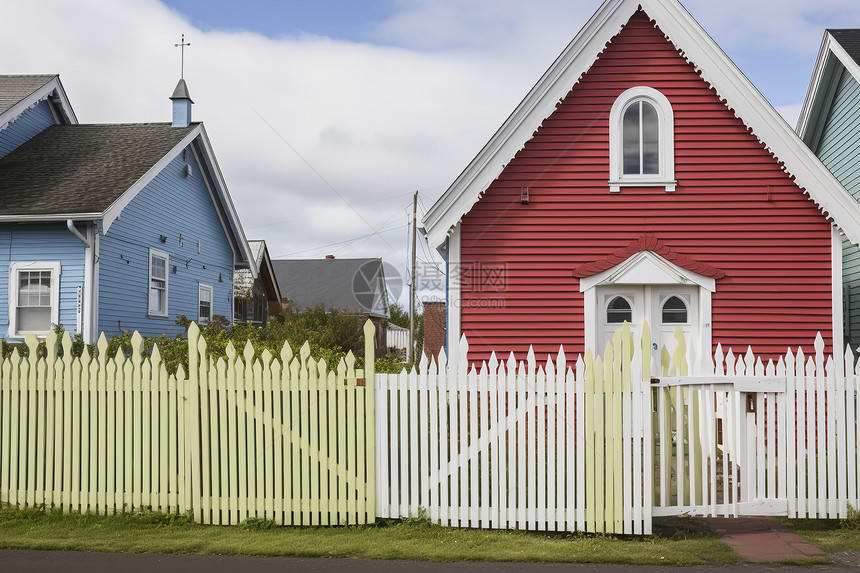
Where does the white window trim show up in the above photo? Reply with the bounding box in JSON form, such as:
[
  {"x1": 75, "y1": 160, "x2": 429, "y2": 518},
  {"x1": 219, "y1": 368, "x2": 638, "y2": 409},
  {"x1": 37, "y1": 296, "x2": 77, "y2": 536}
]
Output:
[
  {"x1": 198, "y1": 283, "x2": 213, "y2": 324},
  {"x1": 608, "y1": 86, "x2": 676, "y2": 193},
  {"x1": 8, "y1": 261, "x2": 61, "y2": 338},
  {"x1": 148, "y1": 248, "x2": 169, "y2": 317}
]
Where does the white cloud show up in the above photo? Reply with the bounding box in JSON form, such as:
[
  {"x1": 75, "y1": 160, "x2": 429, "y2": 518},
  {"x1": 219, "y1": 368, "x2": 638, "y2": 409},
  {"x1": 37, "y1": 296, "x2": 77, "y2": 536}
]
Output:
[{"x1": 2, "y1": 0, "x2": 857, "y2": 304}]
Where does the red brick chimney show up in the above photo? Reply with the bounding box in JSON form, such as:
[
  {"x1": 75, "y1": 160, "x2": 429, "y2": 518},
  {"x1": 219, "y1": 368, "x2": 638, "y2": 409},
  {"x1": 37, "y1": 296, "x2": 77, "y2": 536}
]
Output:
[{"x1": 422, "y1": 301, "x2": 446, "y2": 363}]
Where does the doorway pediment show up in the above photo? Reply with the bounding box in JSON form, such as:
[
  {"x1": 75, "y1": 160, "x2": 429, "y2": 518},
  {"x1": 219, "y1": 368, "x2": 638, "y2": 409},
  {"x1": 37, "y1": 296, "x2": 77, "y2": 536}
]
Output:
[{"x1": 579, "y1": 250, "x2": 716, "y2": 292}]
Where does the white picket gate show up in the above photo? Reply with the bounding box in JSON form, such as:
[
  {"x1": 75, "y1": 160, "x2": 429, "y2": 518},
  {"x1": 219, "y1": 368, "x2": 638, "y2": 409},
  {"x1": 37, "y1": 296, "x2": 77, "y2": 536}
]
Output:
[
  {"x1": 652, "y1": 332, "x2": 860, "y2": 520},
  {"x1": 375, "y1": 324, "x2": 653, "y2": 534}
]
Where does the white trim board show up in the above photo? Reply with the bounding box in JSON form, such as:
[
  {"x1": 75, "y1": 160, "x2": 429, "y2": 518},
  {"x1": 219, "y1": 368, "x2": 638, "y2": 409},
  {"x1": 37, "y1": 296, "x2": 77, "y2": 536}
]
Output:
[
  {"x1": 422, "y1": 0, "x2": 860, "y2": 249},
  {"x1": 0, "y1": 75, "x2": 77, "y2": 132},
  {"x1": 798, "y1": 31, "x2": 860, "y2": 144},
  {"x1": 102, "y1": 125, "x2": 202, "y2": 234},
  {"x1": 100, "y1": 124, "x2": 256, "y2": 277}
]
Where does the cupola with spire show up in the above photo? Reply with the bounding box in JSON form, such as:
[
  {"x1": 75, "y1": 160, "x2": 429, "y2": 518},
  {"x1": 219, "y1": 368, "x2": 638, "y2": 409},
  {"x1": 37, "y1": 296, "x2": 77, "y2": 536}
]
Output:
[{"x1": 170, "y1": 78, "x2": 193, "y2": 128}]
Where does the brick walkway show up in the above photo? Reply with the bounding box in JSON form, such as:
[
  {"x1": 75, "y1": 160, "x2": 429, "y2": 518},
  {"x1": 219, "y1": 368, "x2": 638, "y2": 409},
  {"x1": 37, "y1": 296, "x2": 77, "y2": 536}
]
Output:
[{"x1": 706, "y1": 516, "x2": 826, "y2": 562}]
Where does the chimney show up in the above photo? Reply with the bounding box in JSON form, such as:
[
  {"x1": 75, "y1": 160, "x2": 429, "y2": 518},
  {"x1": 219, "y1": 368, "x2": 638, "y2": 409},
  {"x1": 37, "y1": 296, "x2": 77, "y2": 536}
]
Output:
[
  {"x1": 422, "y1": 301, "x2": 446, "y2": 363},
  {"x1": 169, "y1": 79, "x2": 194, "y2": 127}
]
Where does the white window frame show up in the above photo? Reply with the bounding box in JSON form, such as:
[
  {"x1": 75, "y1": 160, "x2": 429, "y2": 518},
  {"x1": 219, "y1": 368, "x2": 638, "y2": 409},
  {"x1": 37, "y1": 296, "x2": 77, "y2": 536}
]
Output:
[
  {"x1": 608, "y1": 86, "x2": 676, "y2": 193},
  {"x1": 198, "y1": 283, "x2": 213, "y2": 324},
  {"x1": 148, "y1": 248, "x2": 169, "y2": 317},
  {"x1": 8, "y1": 261, "x2": 61, "y2": 337}
]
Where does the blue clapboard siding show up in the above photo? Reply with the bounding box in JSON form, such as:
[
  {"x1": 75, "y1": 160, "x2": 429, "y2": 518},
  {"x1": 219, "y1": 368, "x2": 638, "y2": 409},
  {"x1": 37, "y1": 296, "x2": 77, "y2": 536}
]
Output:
[
  {"x1": 817, "y1": 70, "x2": 860, "y2": 348},
  {"x1": 98, "y1": 145, "x2": 235, "y2": 338},
  {"x1": 0, "y1": 99, "x2": 57, "y2": 159},
  {"x1": 0, "y1": 223, "x2": 86, "y2": 340}
]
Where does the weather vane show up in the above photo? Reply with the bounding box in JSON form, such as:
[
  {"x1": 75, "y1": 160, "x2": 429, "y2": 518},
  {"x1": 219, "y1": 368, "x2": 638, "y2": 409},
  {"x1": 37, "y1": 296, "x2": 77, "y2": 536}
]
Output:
[{"x1": 175, "y1": 34, "x2": 191, "y2": 79}]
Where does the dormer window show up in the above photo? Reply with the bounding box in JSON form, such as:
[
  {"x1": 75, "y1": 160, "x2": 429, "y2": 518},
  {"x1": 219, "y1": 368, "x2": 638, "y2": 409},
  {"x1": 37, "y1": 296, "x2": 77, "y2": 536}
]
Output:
[{"x1": 609, "y1": 86, "x2": 676, "y2": 193}]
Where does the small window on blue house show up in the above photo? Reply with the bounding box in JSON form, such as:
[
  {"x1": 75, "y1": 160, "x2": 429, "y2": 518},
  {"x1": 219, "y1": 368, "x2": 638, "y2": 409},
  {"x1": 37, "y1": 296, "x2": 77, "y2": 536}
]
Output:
[
  {"x1": 149, "y1": 249, "x2": 169, "y2": 317},
  {"x1": 9, "y1": 261, "x2": 61, "y2": 337},
  {"x1": 198, "y1": 284, "x2": 213, "y2": 324}
]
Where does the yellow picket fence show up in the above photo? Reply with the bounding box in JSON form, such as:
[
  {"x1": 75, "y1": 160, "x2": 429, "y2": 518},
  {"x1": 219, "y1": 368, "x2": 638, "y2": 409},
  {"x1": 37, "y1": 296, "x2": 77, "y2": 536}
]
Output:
[{"x1": 0, "y1": 322, "x2": 376, "y2": 525}]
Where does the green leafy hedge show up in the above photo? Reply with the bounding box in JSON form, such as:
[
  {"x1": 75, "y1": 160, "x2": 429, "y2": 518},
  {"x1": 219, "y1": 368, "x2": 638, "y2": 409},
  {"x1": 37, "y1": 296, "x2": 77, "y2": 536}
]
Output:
[{"x1": 2, "y1": 305, "x2": 411, "y2": 375}]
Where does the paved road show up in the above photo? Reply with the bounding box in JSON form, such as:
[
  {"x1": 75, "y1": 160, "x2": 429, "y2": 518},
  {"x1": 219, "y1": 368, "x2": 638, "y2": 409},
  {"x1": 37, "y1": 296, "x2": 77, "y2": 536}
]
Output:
[{"x1": 0, "y1": 550, "x2": 853, "y2": 572}]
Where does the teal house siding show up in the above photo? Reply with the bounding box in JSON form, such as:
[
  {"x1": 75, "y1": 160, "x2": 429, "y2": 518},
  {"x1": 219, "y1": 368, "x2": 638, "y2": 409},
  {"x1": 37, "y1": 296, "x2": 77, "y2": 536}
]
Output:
[
  {"x1": 0, "y1": 100, "x2": 57, "y2": 159},
  {"x1": 817, "y1": 71, "x2": 860, "y2": 196},
  {"x1": 0, "y1": 223, "x2": 85, "y2": 340},
  {"x1": 816, "y1": 71, "x2": 860, "y2": 349},
  {"x1": 98, "y1": 148, "x2": 235, "y2": 338}
]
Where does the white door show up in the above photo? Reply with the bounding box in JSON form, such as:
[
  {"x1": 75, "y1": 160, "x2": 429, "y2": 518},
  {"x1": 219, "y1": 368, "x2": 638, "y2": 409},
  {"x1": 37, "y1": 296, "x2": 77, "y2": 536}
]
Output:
[{"x1": 597, "y1": 285, "x2": 698, "y2": 372}]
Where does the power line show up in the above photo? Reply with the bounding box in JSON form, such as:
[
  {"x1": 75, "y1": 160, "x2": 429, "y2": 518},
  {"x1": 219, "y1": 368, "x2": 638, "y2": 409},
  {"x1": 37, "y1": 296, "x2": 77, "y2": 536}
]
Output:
[
  {"x1": 253, "y1": 109, "x2": 394, "y2": 249},
  {"x1": 246, "y1": 190, "x2": 417, "y2": 230},
  {"x1": 273, "y1": 223, "x2": 407, "y2": 258}
]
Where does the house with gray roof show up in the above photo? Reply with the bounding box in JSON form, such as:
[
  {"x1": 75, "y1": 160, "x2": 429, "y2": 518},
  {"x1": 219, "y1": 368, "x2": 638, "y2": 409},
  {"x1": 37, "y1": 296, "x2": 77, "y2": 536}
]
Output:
[
  {"x1": 271, "y1": 256, "x2": 390, "y2": 354},
  {"x1": 798, "y1": 29, "x2": 860, "y2": 351},
  {"x1": 0, "y1": 74, "x2": 256, "y2": 342},
  {"x1": 234, "y1": 240, "x2": 281, "y2": 325}
]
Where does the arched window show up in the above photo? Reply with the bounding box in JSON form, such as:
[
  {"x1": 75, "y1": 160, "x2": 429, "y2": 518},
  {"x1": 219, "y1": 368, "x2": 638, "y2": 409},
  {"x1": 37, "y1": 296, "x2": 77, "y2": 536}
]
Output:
[
  {"x1": 623, "y1": 100, "x2": 659, "y2": 175},
  {"x1": 606, "y1": 296, "x2": 633, "y2": 324},
  {"x1": 661, "y1": 295, "x2": 688, "y2": 324},
  {"x1": 609, "y1": 86, "x2": 676, "y2": 193}
]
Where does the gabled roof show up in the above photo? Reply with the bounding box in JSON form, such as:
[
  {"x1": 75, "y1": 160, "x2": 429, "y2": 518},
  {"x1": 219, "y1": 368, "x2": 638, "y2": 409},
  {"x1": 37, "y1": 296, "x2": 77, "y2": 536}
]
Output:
[
  {"x1": 0, "y1": 123, "x2": 196, "y2": 217},
  {"x1": 829, "y1": 30, "x2": 860, "y2": 67},
  {"x1": 797, "y1": 29, "x2": 860, "y2": 149},
  {"x1": 423, "y1": 0, "x2": 860, "y2": 249},
  {"x1": 0, "y1": 74, "x2": 76, "y2": 130},
  {"x1": 0, "y1": 120, "x2": 257, "y2": 274},
  {"x1": 272, "y1": 258, "x2": 390, "y2": 319},
  {"x1": 235, "y1": 240, "x2": 280, "y2": 300}
]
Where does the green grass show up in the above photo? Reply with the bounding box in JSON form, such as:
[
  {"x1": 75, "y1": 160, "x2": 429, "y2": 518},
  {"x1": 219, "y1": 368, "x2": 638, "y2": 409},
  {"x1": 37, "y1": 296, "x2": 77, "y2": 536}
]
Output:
[
  {"x1": 0, "y1": 506, "x2": 741, "y2": 565},
  {"x1": 780, "y1": 517, "x2": 860, "y2": 554}
]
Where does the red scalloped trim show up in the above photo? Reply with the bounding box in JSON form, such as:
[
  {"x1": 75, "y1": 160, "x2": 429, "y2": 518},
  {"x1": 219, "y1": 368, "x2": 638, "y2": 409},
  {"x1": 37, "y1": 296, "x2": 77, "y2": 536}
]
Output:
[{"x1": 572, "y1": 233, "x2": 727, "y2": 279}]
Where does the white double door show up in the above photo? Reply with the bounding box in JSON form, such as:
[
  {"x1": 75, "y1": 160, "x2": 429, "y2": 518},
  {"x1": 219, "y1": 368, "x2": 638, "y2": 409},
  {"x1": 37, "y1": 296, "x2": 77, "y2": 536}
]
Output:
[{"x1": 597, "y1": 284, "x2": 699, "y2": 370}]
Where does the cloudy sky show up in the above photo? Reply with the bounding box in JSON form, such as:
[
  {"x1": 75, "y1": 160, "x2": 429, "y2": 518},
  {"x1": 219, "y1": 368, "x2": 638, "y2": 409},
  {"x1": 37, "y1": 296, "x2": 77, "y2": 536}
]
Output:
[{"x1": 3, "y1": 0, "x2": 860, "y2": 305}]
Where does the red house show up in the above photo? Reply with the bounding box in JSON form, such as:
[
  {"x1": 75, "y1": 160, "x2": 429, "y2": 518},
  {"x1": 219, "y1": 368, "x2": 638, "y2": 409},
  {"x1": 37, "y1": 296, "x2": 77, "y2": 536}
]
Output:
[{"x1": 422, "y1": 0, "x2": 860, "y2": 370}]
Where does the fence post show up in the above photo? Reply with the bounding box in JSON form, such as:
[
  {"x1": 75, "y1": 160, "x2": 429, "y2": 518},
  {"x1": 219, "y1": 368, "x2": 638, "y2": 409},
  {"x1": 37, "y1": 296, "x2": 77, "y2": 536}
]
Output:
[
  {"x1": 364, "y1": 319, "x2": 376, "y2": 523},
  {"x1": 184, "y1": 322, "x2": 202, "y2": 521}
]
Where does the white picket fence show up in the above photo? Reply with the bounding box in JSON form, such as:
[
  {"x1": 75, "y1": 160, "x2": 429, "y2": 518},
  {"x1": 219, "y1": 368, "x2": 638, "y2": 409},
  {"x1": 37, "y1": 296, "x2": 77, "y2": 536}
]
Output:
[
  {"x1": 377, "y1": 324, "x2": 860, "y2": 534},
  {"x1": 376, "y1": 323, "x2": 654, "y2": 534}
]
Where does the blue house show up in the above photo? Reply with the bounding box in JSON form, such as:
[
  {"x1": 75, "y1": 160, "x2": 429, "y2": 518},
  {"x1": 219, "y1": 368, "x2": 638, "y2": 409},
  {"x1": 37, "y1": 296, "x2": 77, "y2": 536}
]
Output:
[
  {"x1": 0, "y1": 74, "x2": 256, "y2": 343},
  {"x1": 798, "y1": 31, "x2": 860, "y2": 351}
]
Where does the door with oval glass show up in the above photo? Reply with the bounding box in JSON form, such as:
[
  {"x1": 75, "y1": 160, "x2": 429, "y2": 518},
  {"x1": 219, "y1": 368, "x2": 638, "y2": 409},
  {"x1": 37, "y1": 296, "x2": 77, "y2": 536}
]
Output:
[{"x1": 597, "y1": 285, "x2": 698, "y2": 371}]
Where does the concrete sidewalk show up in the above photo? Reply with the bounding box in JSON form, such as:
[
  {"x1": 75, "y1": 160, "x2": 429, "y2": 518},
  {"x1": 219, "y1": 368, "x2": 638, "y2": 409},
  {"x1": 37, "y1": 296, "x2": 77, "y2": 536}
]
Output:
[{"x1": 706, "y1": 516, "x2": 826, "y2": 563}]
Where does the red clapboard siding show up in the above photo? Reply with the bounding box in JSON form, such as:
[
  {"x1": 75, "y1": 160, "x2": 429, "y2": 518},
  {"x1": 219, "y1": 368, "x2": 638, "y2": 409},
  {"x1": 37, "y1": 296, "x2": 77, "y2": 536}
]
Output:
[{"x1": 458, "y1": 10, "x2": 834, "y2": 363}]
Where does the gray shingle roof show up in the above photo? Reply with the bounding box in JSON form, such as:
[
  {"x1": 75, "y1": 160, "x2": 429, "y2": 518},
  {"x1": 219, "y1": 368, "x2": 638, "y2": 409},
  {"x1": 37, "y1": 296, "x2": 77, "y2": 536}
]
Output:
[
  {"x1": 0, "y1": 74, "x2": 56, "y2": 116},
  {"x1": 272, "y1": 258, "x2": 390, "y2": 318},
  {"x1": 0, "y1": 122, "x2": 197, "y2": 216},
  {"x1": 829, "y1": 29, "x2": 860, "y2": 67}
]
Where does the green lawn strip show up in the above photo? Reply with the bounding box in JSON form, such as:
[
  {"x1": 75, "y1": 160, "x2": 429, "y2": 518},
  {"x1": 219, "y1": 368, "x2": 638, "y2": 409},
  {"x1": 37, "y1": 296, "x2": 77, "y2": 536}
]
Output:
[
  {"x1": 0, "y1": 507, "x2": 739, "y2": 565},
  {"x1": 779, "y1": 517, "x2": 860, "y2": 554}
]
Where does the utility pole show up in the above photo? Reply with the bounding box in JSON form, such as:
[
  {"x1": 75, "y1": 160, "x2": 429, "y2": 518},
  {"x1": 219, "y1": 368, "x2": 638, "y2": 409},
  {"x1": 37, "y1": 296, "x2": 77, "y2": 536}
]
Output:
[{"x1": 409, "y1": 191, "x2": 418, "y2": 363}]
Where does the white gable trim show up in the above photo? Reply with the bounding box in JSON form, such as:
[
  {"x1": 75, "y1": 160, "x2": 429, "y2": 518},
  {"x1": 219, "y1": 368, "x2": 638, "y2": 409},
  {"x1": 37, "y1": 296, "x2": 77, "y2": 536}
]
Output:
[
  {"x1": 101, "y1": 124, "x2": 257, "y2": 278},
  {"x1": 193, "y1": 128, "x2": 257, "y2": 278},
  {"x1": 423, "y1": 0, "x2": 860, "y2": 249},
  {"x1": 798, "y1": 32, "x2": 860, "y2": 147},
  {"x1": 101, "y1": 126, "x2": 202, "y2": 234},
  {"x1": 0, "y1": 76, "x2": 77, "y2": 133},
  {"x1": 579, "y1": 250, "x2": 716, "y2": 293}
]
